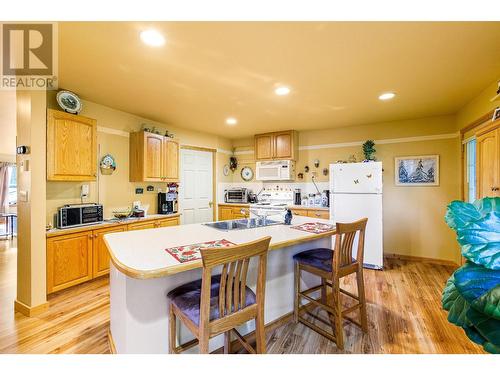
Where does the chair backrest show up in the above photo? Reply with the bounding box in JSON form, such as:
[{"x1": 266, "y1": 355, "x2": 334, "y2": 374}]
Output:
[
  {"x1": 199, "y1": 236, "x2": 271, "y2": 323},
  {"x1": 332, "y1": 218, "x2": 368, "y2": 272}
]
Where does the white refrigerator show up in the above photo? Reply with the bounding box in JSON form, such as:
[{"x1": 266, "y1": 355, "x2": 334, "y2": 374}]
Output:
[{"x1": 329, "y1": 162, "x2": 383, "y2": 269}]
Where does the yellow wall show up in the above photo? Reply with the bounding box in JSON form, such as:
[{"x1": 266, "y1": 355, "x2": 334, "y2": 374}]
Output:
[
  {"x1": 456, "y1": 79, "x2": 499, "y2": 130},
  {"x1": 46, "y1": 93, "x2": 232, "y2": 224},
  {"x1": 232, "y1": 115, "x2": 462, "y2": 263}
]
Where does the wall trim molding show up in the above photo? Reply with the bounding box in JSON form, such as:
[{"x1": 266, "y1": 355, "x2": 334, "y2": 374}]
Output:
[
  {"x1": 299, "y1": 132, "x2": 460, "y2": 151},
  {"x1": 233, "y1": 132, "x2": 459, "y2": 154},
  {"x1": 97, "y1": 126, "x2": 130, "y2": 138},
  {"x1": 216, "y1": 148, "x2": 233, "y2": 155},
  {"x1": 384, "y1": 253, "x2": 459, "y2": 267},
  {"x1": 0, "y1": 153, "x2": 16, "y2": 162},
  {"x1": 233, "y1": 150, "x2": 253, "y2": 155},
  {"x1": 14, "y1": 299, "x2": 49, "y2": 317}
]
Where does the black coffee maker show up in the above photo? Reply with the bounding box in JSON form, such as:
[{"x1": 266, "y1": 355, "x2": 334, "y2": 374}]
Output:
[{"x1": 158, "y1": 183, "x2": 178, "y2": 214}]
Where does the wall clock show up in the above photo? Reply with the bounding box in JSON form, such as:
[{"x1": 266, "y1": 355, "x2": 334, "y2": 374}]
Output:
[
  {"x1": 56, "y1": 90, "x2": 82, "y2": 114},
  {"x1": 241, "y1": 166, "x2": 254, "y2": 181}
]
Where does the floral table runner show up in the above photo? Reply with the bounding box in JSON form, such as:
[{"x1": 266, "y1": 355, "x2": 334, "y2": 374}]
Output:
[
  {"x1": 290, "y1": 222, "x2": 335, "y2": 234},
  {"x1": 165, "y1": 239, "x2": 236, "y2": 263}
]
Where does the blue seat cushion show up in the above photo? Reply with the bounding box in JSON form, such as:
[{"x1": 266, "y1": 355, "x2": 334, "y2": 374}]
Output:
[
  {"x1": 293, "y1": 248, "x2": 336, "y2": 272},
  {"x1": 167, "y1": 274, "x2": 256, "y2": 326}
]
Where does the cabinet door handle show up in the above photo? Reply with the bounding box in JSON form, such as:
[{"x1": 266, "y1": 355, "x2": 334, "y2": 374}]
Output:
[{"x1": 88, "y1": 234, "x2": 93, "y2": 239}]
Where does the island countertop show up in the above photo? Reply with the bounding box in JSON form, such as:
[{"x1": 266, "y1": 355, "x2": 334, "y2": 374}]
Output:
[{"x1": 104, "y1": 216, "x2": 335, "y2": 279}]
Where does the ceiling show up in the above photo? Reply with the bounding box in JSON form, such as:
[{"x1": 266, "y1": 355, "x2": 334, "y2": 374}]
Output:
[{"x1": 59, "y1": 22, "x2": 500, "y2": 139}]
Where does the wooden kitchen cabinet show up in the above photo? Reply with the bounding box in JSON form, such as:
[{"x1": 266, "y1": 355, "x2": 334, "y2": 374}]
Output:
[
  {"x1": 47, "y1": 230, "x2": 93, "y2": 293},
  {"x1": 46, "y1": 109, "x2": 97, "y2": 181},
  {"x1": 156, "y1": 217, "x2": 180, "y2": 227},
  {"x1": 92, "y1": 225, "x2": 127, "y2": 278},
  {"x1": 218, "y1": 206, "x2": 234, "y2": 221},
  {"x1": 307, "y1": 209, "x2": 330, "y2": 219},
  {"x1": 291, "y1": 207, "x2": 330, "y2": 220},
  {"x1": 476, "y1": 121, "x2": 500, "y2": 199},
  {"x1": 127, "y1": 221, "x2": 156, "y2": 231},
  {"x1": 164, "y1": 139, "x2": 179, "y2": 180},
  {"x1": 129, "y1": 131, "x2": 180, "y2": 182},
  {"x1": 218, "y1": 204, "x2": 250, "y2": 220},
  {"x1": 46, "y1": 216, "x2": 180, "y2": 294},
  {"x1": 255, "y1": 134, "x2": 274, "y2": 160},
  {"x1": 255, "y1": 130, "x2": 298, "y2": 160}
]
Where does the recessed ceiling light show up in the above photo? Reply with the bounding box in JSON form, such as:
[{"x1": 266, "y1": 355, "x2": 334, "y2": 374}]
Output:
[
  {"x1": 378, "y1": 92, "x2": 396, "y2": 101},
  {"x1": 226, "y1": 117, "x2": 238, "y2": 125},
  {"x1": 275, "y1": 86, "x2": 291, "y2": 96},
  {"x1": 140, "y1": 29, "x2": 166, "y2": 47}
]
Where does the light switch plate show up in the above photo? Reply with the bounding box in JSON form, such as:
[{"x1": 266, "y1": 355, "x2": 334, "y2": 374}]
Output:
[{"x1": 19, "y1": 190, "x2": 29, "y2": 202}]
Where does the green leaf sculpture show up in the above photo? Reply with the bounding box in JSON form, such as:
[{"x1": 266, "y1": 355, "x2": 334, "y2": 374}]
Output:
[
  {"x1": 445, "y1": 198, "x2": 500, "y2": 270},
  {"x1": 442, "y1": 197, "x2": 500, "y2": 354}
]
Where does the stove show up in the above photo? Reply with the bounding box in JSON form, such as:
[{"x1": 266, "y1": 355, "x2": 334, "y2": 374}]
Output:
[{"x1": 250, "y1": 189, "x2": 294, "y2": 215}]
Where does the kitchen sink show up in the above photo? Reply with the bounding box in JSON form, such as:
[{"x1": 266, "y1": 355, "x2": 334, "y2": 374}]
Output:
[{"x1": 203, "y1": 218, "x2": 281, "y2": 231}]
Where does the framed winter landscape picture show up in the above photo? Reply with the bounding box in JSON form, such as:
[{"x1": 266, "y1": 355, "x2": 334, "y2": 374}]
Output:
[{"x1": 395, "y1": 155, "x2": 439, "y2": 186}]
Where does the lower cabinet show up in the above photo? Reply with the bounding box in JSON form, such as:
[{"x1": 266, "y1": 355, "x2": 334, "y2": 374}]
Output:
[
  {"x1": 127, "y1": 221, "x2": 156, "y2": 231},
  {"x1": 156, "y1": 217, "x2": 180, "y2": 227},
  {"x1": 291, "y1": 208, "x2": 330, "y2": 220},
  {"x1": 46, "y1": 216, "x2": 180, "y2": 294},
  {"x1": 92, "y1": 225, "x2": 127, "y2": 278},
  {"x1": 47, "y1": 231, "x2": 93, "y2": 294},
  {"x1": 218, "y1": 205, "x2": 250, "y2": 221}
]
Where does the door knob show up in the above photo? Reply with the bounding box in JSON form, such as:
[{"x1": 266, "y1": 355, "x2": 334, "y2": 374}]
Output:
[{"x1": 209, "y1": 201, "x2": 213, "y2": 208}]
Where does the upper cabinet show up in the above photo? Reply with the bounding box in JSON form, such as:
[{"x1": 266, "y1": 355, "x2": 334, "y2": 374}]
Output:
[
  {"x1": 47, "y1": 109, "x2": 97, "y2": 181},
  {"x1": 129, "y1": 131, "x2": 179, "y2": 182},
  {"x1": 254, "y1": 130, "x2": 298, "y2": 160},
  {"x1": 476, "y1": 120, "x2": 499, "y2": 199}
]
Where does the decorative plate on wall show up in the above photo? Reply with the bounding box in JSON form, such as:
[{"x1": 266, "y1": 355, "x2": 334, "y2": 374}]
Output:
[
  {"x1": 223, "y1": 164, "x2": 230, "y2": 176},
  {"x1": 241, "y1": 166, "x2": 254, "y2": 181},
  {"x1": 56, "y1": 90, "x2": 83, "y2": 114},
  {"x1": 100, "y1": 154, "x2": 116, "y2": 175}
]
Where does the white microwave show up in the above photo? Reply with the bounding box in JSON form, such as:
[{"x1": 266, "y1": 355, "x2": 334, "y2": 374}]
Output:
[{"x1": 256, "y1": 160, "x2": 295, "y2": 181}]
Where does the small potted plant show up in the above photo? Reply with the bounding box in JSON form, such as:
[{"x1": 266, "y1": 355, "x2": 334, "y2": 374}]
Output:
[{"x1": 362, "y1": 140, "x2": 376, "y2": 162}]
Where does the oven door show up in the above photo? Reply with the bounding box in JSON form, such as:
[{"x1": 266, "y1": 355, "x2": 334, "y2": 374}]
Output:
[
  {"x1": 59, "y1": 207, "x2": 82, "y2": 228},
  {"x1": 226, "y1": 190, "x2": 246, "y2": 203}
]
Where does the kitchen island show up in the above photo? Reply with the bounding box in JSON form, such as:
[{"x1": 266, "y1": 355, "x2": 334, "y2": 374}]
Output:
[{"x1": 105, "y1": 216, "x2": 335, "y2": 354}]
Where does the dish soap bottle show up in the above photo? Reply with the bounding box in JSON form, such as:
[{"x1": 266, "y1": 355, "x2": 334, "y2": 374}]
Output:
[{"x1": 284, "y1": 209, "x2": 293, "y2": 225}]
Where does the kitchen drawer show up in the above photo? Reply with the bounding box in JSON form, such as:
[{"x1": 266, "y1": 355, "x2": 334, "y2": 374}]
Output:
[
  {"x1": 291, "y1": 209, "x2": 308, "y2": 217},
  {"x1": 127, "y1": 221, "x2": 156, "y2": 231},
  {"x1": 156, "y1": 217, "x2": 180, "y2": 227},
  {"x1": 232, "y1": 206, "x2": 250, "y2": 217},
  {"x1": 307, "y1": 210, "x2": 330, "y2": 219}
]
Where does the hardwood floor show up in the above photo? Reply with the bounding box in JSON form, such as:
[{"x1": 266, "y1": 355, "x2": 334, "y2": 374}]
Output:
[{"x1": 0, "y1": 239, "x2": 484, "y2": 354}]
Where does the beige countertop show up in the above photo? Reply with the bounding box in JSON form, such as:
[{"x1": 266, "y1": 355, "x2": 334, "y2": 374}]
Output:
[
  {"x1": 46, "y1": 213, "x2": 181, "y2": 238},
  {"x1": 104, "y1": 215, "x2": 335, "y2": 279}
]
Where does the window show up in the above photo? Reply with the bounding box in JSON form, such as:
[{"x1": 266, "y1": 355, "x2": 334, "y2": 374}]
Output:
[
  {"x1": 8, "y1": 165, "x2": 16, "y2": 205},
  {"x1": 465, "y1": 139, "x2": 476, "y2": 203}
]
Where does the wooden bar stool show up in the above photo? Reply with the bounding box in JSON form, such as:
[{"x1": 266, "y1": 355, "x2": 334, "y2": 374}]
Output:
[
  {"x1": 293, "y1": 218, "x2": 368, "y2": 350},
  {"x1": 168, "y1": 236, "x2": 271, "y2": 354}
]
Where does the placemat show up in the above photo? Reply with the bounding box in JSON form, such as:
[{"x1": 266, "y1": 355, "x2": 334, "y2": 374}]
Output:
[
  {"x1": 165, "y1": 239, "x2": 236, "y2": 263},
  {"x1": 290, "y1": 222, "x2": 335, "y2": 234}
]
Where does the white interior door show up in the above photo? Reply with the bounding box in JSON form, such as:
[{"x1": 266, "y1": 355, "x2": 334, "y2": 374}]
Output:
[{"x1": 179, "y1": 149, "x2": 214, "y2": 224}]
